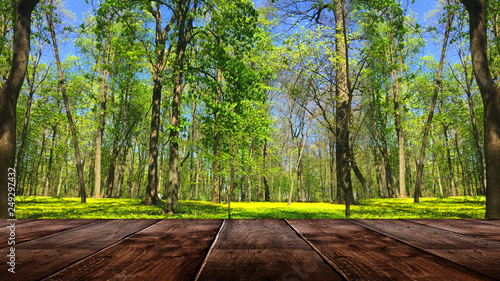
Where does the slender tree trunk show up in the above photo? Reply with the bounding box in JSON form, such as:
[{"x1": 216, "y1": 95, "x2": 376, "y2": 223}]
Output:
[
  {"x1": 319, "y1": 148, "x2": 325, "y2": 201},
  {"x1": 414, "y1": 0, "x2": 454, "y2": 203},
  {"x1": 288, "y1": 133, "x2": 307, "y2": 205},
  {"x1": 56, "y1": 160, "x2": 65, "y2": 197},
  {"x1": 45, "y1": 0, "x2": 86, "y2": 203},
  {"x1": 43, "y1": 126, "x2": 57, "y2": 196},
  {"x1": 287, "y1": 148, "x2": 294, "y2": 205},
  {"x1": 257, "y1": 171, "x2": 262, "y2": 201},
  {"x1": 33, "y1": 127, "x2": 46, "y2": 197},
  {"x1": 189, "y1": 101, "x2": 197, "y2": 200},
  {"x1": 455, "y1": 36, "x2": 487, "y2": 195},
  {"x1": 350, "y1": 150, "x2": 366, "y2": 203},
  {"x1": 15, "y1": 49, "x2": 46, "y2": 190},
  {"x1": 35, "y1": 128, "x2": 47, "y2": 197},
  {"x1": 113, "y1": 90, "x2": 130, "y2": 197},
  {"x1": 94, "y1": 66, "x2": 108, "y2": 198},
  {"x1": 212, "y1": 69, "x2": 222, "y2": 204},
  {"x1": 127, "y1": 143, "x2": 135, "y2": 198},
  {"x1": 263, "y1": 140, "x2": 270, "y2": 202},
  {"x1": 0, "y1": 0, "x2": 39, "y2": 218},
  {"x1": 392, "y1": 66, "x2": 406, "y2": 198},
  {"x1": 329, "y1": 135, "x2": 335, "y2": 201},
  {"x1": 247, "y1": 146, "x2": 253, "y2": 202},
  {"x1": 443, "y1": 124, "x2": 458, "y2": 196},
  {"x1": 195, "y1": 154, "x2": 200, "y2": 200},
  {"x1": 15, "y1": 84, "x2": 32, "y2": 190}
]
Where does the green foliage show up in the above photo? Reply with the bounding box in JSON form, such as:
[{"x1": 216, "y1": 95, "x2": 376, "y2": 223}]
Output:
[{"x1": 16, "y1": 196, "x2": 486, "y2": 219}]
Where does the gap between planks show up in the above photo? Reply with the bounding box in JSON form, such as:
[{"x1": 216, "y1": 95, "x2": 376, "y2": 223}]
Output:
[
  {"x1": 284, "y1": 219, "x2": 349, "y2": 281},
  {"x1": 193, "y1": 219, "x2": 226, "y2": 281}
]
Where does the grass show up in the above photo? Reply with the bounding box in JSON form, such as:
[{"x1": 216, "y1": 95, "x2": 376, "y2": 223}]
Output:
[{"x1": 15, "y1": 196, "x2": 486, "y2": 219}]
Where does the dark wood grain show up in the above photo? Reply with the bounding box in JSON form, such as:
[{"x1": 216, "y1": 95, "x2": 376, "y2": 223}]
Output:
[
  {"x1": 0, "y1": 219, "x2": 99, "y2": 246},
  {"x1": 0, "y1": 219, "x2": 159, "y2": 281},
  {"x1": 409, "y1": 219, "x2": 500, "y2": 242},
  {"x1": 43, "y1": 219, "x2": 222, "y2": 281},
  {"x1": 473, "y1": 219, "x2": 500, "y2": 226},
  {"x1": 287, "y1": 219, "x2": 493, "y2": 280},
  {"x1": 352, "y1": 219, "x2": 500, "y2": 279},
  {"x1": 195, "y1": 219, "x2": 343, "y2": 281}
]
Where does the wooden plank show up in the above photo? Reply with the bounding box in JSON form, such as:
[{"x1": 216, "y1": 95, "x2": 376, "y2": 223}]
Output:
[
  {"x1": 473, "y1": 219, "x2": 500, "y2": 226},
  {"x1": 195, "y1": 219, "x2": 343, "y2": 280},
  {"x1": 0, "y1": 219, "x2": 38, "y2": 228},
  {"x1": 409, "y1": 219, "x2": 500, "y2": 242},
  {"x1": 42, "y1": 219, "x2": 222, "y2": 281},
  {"x1": 0, "y1": 219, "x2": 99, "y2": 246},
  {"x1": 287, "y1": 219, "x2": 493, "y2": 280},
  {"x1": 352, "y1": 219, "x2": 500, "y2": 279},
  {"x1": 0, "y1": 219, "x2": 159, "y2": 281}
]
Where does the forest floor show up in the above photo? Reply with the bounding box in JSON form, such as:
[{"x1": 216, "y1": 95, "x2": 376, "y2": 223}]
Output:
[{"x1": 15, "y1": 196, "x2": 486, "y2": 219}]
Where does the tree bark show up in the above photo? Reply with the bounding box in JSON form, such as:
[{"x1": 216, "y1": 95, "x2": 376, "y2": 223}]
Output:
[
  {"x1": 263, "y1": 140, "x2": 270, "y2": 202},
  {"x1": 164, "y1": 0, "x2": 198, "y2": 213},
  {"x1": 461, "y1": 0, "x2": 500, "y2": 219},
  {"x1": 143, "y1": 2, "x2": 174, "y2": 206},
  {"x1": 0, "y1": 0, "x2": 38, "y2": 218},
  {"x1": 392, "y1": 65, "x2": 406, "y2": 198},
  {"x1": 212, "y1": 69, "x2": 222, "y2": 204},
  {"x1": 43, "y1": 125, "x2": 57, "y2": 196},
  {"x1": 94, "y1": 65, "x2": 109, "y2": 198},
  {"x1": 112, "y1": 90, "x2": 130, "y2": 197},
  {"x1": 443, "y1": 124, "x2": 458, "y2": 196},
  {"x1": 334, "y1": 0, "x2": 353, "y2": 218},
  {"x1": 414, "y1": 0, "x2": 454, "y2": 203}
]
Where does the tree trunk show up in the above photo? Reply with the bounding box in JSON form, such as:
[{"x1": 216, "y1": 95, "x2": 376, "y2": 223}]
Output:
[
  {"x1": 334, "y1": 0, "x2": 353, "y2": 218},
  {"x1": 143, "y1": 2, "x2": 172, "y2": 206},
  {"x1": 287, "y1": 148, "x2": 295, "y2": 205},
  {"x1": 127, "y1": 142, "x2": 135, "y2": 198},
  {"x1": 455, "y1": 34, "x2": 487, "y2": 195},
  {"x1": 33, "y1": 127, "x2": 46, "y2": 197},
  {"x1": 212, "y1": 69, "x2": 222, "y2": 204},
  {"x1": 443, "y1": 124, "x2": 458, "y2": 196},
  {"x1": 392, "y1": 66, "x2": 406, "y2": 198},
  {"x1": 164, "y1": 0, "x2": 198, "y2": 213},
  {"x1": 94, "y1": 66, "x2": 108, "y2": 198},
  {"x1": 113, "y1": 90, "x2": 130, "y2": 197},
  {"x1": 414, "y1": 0, "x2": 454, "y2": 203},
  {"x1": 329, "y1": 135, "x2": 335, "y2": 201},
  {"x1": 45, "y1": 0, "x2": 86, "y2": 203},
  {"x1": 43, "y1": 126, "x2": 57, "y2": 196},
  {"x1": 143, "y1": 73, "x2": 162, "y2": 205},
  {"x1": 0, "y1": 0, "x2": 38, "y2": 218},
  {"x1": 350, "y1": 140, "x2": 366, "y2": 203},
  {"x1": 189, "y1": 101, "x2": 197, "y2": 200},
  {"x1": 15, "y1": 37, "x2": 47, "y2": 191},
  {"x1": 195, "y1": 154, "x2": 200, "y2": 200}
]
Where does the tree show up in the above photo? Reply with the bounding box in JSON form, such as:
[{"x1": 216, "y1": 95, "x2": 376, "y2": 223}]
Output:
[
  {"x1": 44, "y1": 0, "x2": 86, "y2": 203},
  {"x1": 15, "y1": 6, "x2": 50, "y2": 192},
  {"x1": 0, "y1": 0, "x2": 39, "y2": 218},
  {"x1": 414, "y1": 0, "x2": 455, "y2": 203},
  {"x1": 460, "y1": 0, "x2": 500, "y2": 219}
]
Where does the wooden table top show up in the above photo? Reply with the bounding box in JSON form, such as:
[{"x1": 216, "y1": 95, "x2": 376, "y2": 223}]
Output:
[{"x1": 1, "y1": 219, "x2": 499, "y2": 280}]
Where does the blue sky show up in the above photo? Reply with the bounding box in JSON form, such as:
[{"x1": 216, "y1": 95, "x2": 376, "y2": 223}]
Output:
[{"x1": 57, "y1": 0, "x2": 442, "y2": 61}]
